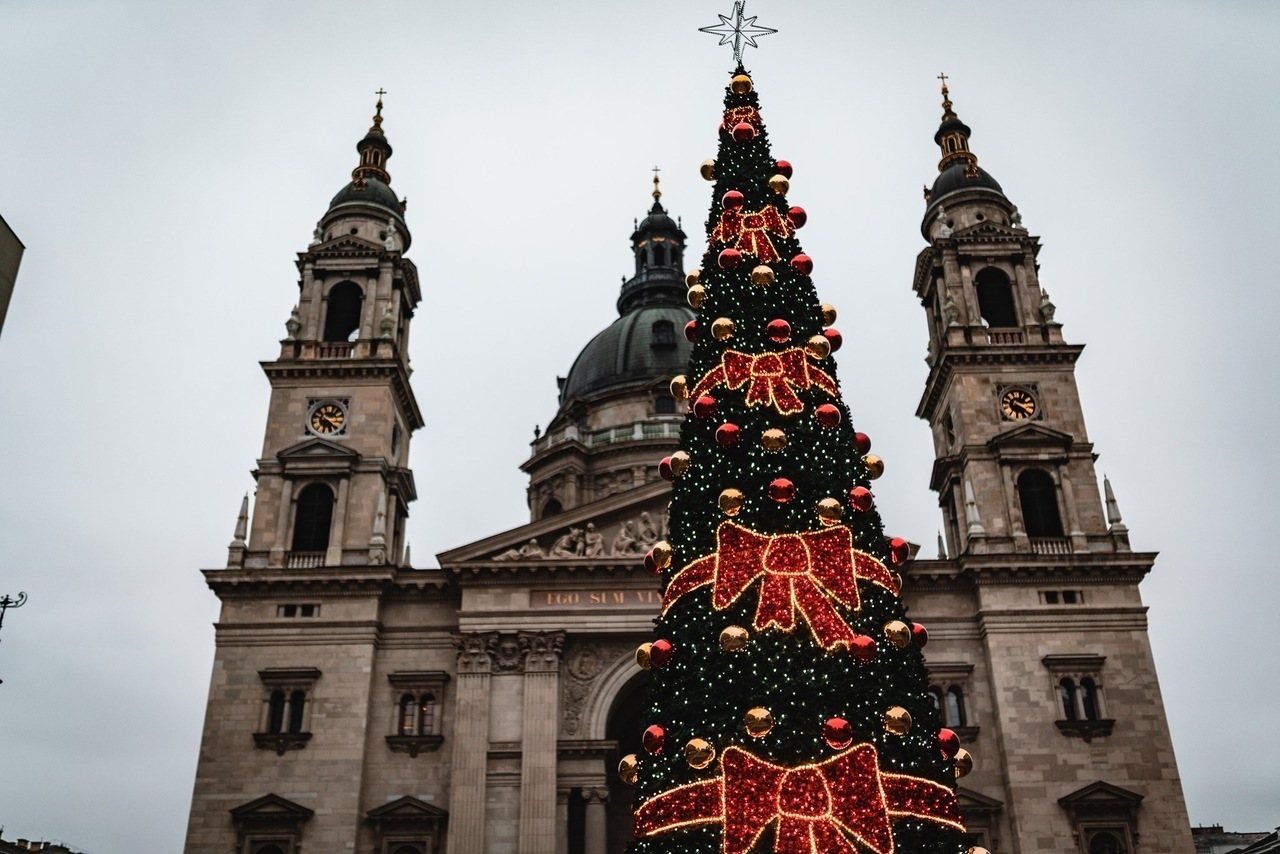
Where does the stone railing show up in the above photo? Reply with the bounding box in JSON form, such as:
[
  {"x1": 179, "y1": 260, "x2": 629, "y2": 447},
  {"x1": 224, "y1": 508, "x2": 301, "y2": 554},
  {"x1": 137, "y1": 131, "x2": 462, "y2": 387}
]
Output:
[
  {"x1": 286, "y1": 551, "x2": 326, "y2": 569},
  {"x1": 1030, "y1": 537, "x2": 1072, "y2": 555},
  {"x1": 531, "y1": 418, "x2": 682, "y2": 455},
  {"x1": 986, "y1": 328, "x2": 1025, "y2": 345}
]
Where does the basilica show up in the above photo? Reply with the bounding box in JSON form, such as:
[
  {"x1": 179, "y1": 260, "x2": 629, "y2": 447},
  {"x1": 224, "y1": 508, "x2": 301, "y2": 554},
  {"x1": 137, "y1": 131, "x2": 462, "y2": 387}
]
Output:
[{"x1": 182, "y1": 86, "x2": 1194, "y2": 854}]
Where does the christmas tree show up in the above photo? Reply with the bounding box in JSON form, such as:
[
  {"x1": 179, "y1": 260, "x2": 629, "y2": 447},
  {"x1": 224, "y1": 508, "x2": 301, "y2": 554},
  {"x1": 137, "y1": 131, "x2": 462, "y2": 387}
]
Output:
[{"x1": 622, "y1": 20, "x2": 980, "y2": 854}]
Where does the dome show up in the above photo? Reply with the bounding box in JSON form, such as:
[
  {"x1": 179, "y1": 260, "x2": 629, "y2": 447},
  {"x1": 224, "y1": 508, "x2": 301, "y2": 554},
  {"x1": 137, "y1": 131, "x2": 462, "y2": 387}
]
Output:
[
  {"x1": 329, "y1": 176, "x2": 402, "y2": 214},
  {"x1": 559, "y1": 304, "x2": 694, "y2": 403},
  {"x1": 929, "y1": 163, "x2": 1004, "y2": 204}
]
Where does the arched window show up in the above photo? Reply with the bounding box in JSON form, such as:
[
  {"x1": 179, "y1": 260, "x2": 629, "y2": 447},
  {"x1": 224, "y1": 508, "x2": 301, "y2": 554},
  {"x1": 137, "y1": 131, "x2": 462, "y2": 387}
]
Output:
[
  {"x1": 323, "y1": 281, "x2": 364, "y2": 342},
  {"x1": 1079, "y1": 677, "x2": 1099, "y2": 720},
  {"x1": 253, "y1": 845, "x2": 287, "y2": 854},
  {"x1": 653, "y1": 244, "x2": 667, "y2": 266},
  {"x1": 267, "y1": 690, "x2": 287, "y2": 734},
  {"x1": 291, "y1": 483, "x2": 334, "y2": 552},
  {"x1": 1089, "y1": 830, "x2": 1127, "y2": 854},
  {"x1": 1059, "y1": 678, "x2": 1078, "y2": 721},
  {"x1": 651, "y1": 319, "x2": 675, "y2": 349},
  {"x1": 928, "y1": 688, "x2": 943, "y2": 715},
  {"x1": 974, "y1": 268, "x2": 1018, "y2": 327},
  {"x1": 1018, "y1": 469, "x2": 1064, "y2": 538},
  {"x1": 392, "y1": 846, "x2": 425, "y2": 854},
  {"x1": 945, "y1": 687, "x2": 967, "y2": 727},
  {"x1": 418, "y1": 693, "x2": 436, "y2": 735},
  {"x1": 399, "y1": 693, "x2": 417, "y2": 736},
  {"x1": 288, "y1": 690, "x2": 307, "y2": 734},
  {"x1": 541, "y1": 498, "x2": 563, "y2": 519}
]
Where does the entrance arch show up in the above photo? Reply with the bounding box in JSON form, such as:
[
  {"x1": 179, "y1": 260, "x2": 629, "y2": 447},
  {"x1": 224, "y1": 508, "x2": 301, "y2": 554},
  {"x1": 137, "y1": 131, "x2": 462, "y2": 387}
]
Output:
[{"x1": 604, "y1": 671, "x2": 648, "y2": 852}]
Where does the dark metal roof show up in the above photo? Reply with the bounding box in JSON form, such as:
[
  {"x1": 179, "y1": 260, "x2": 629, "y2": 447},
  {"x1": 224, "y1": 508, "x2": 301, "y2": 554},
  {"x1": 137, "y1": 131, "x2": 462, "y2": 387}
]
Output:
[
  {"x1": 329, "y1": 177, "x2": 401, "y2": 213},
  {"x1": 559, "y1": 304, "x2": 693, "y2": 403},
  {"x1": 930, "y1": 162, "x2": 1004, "y2": 202}
]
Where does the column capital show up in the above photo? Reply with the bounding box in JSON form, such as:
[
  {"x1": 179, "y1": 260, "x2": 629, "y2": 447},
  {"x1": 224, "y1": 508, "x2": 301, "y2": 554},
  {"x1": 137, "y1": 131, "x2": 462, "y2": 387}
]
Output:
[
  {"x1": 452, "y1": 631, "x2": 499, "y2": 674},
  {"x1": 585, "y1": 788, "x2": 610, "y2": 804},
  {"x1": 519, "y1": 630, "x2": 566, "y2": 674}
]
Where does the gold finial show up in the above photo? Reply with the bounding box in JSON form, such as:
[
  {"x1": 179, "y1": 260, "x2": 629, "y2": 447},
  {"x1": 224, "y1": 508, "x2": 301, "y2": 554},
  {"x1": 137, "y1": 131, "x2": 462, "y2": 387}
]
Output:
[
  {"x1": 370, "y1": 88, "x2": 387, "y2": 134},
  {"x1": 938, "y1": 72, "x2": 956, "y2": 121},
  {"x1": 652, "y1": 165, "x2": 662, "y2": 201}
]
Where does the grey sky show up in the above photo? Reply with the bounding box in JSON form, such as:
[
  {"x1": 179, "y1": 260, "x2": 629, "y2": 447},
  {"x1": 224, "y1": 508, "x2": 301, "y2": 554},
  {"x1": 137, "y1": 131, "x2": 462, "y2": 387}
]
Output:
[{"x1": 0, "y1": 1, "x2": 1275, "y2": 850}]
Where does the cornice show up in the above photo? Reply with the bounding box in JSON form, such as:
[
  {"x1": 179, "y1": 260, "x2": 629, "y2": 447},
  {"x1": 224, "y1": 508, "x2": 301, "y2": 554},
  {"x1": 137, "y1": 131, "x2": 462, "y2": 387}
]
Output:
[
  {"x1": 903, "y1": 553, "x2": 1155, "y2": 588},
  {"x1": 444, "y1": 559, "x2": 653, "y2": 586},
  {"x1": 261, "y1": 358, "x2": 423, "y2": 431},
  {"x1": 916, "y1": 343, "x2": 1085, "y2": 421}
]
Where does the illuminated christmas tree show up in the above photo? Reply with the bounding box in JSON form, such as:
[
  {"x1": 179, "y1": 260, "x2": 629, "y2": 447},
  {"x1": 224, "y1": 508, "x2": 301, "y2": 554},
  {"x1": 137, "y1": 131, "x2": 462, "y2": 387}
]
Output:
[{"x1": 623, "y1": 8, "x2": 980, "y2": 853}]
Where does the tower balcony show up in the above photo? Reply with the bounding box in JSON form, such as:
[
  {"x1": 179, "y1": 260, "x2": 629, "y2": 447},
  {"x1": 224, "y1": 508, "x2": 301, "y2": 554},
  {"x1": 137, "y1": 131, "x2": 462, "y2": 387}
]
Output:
[
  {"x1": 530, "y1": 417, "x2": 682, "y2": 457},
  {"x1": 281, "y1": 338, "x2": 402, "y2": 361}
]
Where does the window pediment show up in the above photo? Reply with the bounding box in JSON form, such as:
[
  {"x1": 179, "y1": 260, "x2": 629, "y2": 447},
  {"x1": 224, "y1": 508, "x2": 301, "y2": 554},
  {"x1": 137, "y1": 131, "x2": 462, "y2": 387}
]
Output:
[
  {"x1": 277, "y1": 438, "x2": 360, "y2": 462},
  {"x1": 988, "y1": 422, "x2": 1073, "y2": 458},
  {"x1": 230, "y1": 793, "x2": 315, "y2": 825}
]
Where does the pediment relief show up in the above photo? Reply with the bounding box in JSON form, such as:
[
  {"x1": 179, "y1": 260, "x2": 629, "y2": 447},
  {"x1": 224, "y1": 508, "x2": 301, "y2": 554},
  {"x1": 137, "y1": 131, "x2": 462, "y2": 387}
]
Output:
[
  {"x1": 437, "y1": 481, "x2": 672, "y2": 565},
  {"x1": 277, "y1": 437, "x2": 361, "y2": 461}
]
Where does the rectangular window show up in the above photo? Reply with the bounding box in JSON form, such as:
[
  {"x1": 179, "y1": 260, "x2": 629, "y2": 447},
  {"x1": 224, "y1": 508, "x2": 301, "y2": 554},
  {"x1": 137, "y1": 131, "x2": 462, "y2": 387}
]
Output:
[
  {"x1": 1042, "y1": 591, "x2": 1059, "y2": 604},
  {"x1": 277, "y1": 603, "x2": 320, "y2": 618}
]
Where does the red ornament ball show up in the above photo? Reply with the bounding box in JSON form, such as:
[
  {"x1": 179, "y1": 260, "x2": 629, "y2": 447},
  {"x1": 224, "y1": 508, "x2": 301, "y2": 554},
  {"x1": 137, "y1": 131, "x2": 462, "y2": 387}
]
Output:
[
  {"x1": 823, "y1": 717, "x2": 853, "y2": 750},
  {"x1": 658, "y1": 457, "x2": 675, "y2": 482},
  {"x1": 766, "y1": 318, "x2": 791, "y2": 343},
  {"x1": 715, "y1": 423, "x2": 742, "y2": 447},
  {"x1": 643, "y1": 551, "x2": 660, "y2": 575},
  {"x1": 731, "y1": 121, "x2": 756, "y2": 142},
  {"x1": 775, "y1": 160, "x2": 793, "y2": 178},
  {"x1": 649, "y1": 639, "x2": 674, "y2": 668},
  {"x1": 888, "y1": 537, "x2": 911, "y2": 565},
  {"x1": 642, "y1": 724, "x2": 666, "y2": 755},
  {"x1": 911, "y1": 622, "x2": 929, "y2": 648},
  {"x1": 850, "y1": 634, "x2": 877, "y2": 663},
  {"x1": 721, "y1": 190, "x2": 745, "y2": 211},
  {"x1": 787, "y1": 206, "x2": 807, "y2": 228},
  {"x1": 693, "y1": 395, "x2": 718, "y2": 419},
  {"x1": 767, "y1": 478, "x2": 796, "y2": 503},
  {"x1": 823, "y1": 328, "x2": 843, "y2": 352},
  {"x1": 853, "y1": 432, "x2": 872, "y2": 455},
  {"x1": 848, "y1": 486, "x2": 874, "y2": 512},
  {"x1": 791, "y1": 254, "x2": 813, "y2": 276},
  {"x1": 814, "y1": 403, "x2": 841, "y2": 428},
  {"x1": 938, "y1": 728, "x2": 961, "y2": 759},
  {"x1": 684, "y1": 320, "x2": 698, "y2": 342},
  {"x1": 718, "y1": 248, "x2": 743, "y2": 269}
]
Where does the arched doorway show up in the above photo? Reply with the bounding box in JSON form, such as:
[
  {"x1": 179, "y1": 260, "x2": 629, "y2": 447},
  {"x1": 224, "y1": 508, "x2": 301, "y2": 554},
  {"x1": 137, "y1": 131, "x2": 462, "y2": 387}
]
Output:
[{"x1": 605, "y1": 671, "x2": 648, "y2": 853}]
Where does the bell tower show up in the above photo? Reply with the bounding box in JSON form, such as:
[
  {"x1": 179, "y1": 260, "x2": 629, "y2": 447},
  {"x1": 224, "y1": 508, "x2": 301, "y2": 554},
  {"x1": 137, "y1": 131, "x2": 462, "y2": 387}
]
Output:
[
  {"x1": 235, "y1": 93, "x2": 422, "y2": 573},
  {"x1": 907, "y1": 79, "x2": 1195, "y2": 852},
  {"x1": 914, "y1": 78, "x2": 1121, "y2": 559}
]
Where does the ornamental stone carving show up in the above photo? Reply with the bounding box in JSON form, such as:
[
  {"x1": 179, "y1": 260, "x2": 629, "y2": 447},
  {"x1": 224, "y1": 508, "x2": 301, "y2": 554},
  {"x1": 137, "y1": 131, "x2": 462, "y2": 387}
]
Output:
[
  {"x1": 452, "y1": 632, "x2": 498, "y2": 674},
  {"x1": 520, "y1": 630, "x2": 566, "y2": 674},
  {"x1": 489, "y1": 513, "x2": 666, "y2": 561},
  {"x1": 493, "y1": 634, "x2": 526, "y2": 673},
  {"x1": 561, "y1": 642, "x2": 633, "y2": 737}
]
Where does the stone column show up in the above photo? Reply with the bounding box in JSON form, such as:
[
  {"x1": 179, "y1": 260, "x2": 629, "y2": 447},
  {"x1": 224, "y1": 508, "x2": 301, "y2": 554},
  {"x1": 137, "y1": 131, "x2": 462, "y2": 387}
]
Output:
[
  {"x1": 269, "y1": 479, "x2": 294, "y2": 566},
  {"x1": 1060, "y1": 470, "x2": 1089, "y2": 552},
  {"x1": 445, "y1": 632, "x2": 498, "y2": 854},
  {"x1": 518, "y1": 631, "x2": 566, "y2": 854},
  {"x1": 584, "y1": 789, "x2": 608, "y2": 854},
  {"x1": 325, "y1": 477, "x2": 349, "y2": 566},
  {"x1": 555, "y1": 790, "x2": 570, "y2": 854}
]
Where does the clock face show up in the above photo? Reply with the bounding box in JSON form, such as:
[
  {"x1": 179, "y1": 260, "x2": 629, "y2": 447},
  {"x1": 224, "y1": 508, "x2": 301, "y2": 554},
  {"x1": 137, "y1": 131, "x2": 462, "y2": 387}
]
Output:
[
  {"x1": 309, "y1": 402, "x2": 346, "y2": 435},
  {"x1": 1000, "y1": 388, "x2": 1038, "y2": 420}
]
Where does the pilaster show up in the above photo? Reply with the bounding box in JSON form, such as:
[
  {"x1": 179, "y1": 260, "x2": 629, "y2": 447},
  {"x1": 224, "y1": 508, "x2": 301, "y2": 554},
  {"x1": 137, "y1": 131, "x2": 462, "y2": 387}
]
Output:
[
  {"x1": 518, "y1": 630, "x2": 566, "y2": 854},
  {"x1": 446, "y1": 632, "x2": 498, "y2": 854}
]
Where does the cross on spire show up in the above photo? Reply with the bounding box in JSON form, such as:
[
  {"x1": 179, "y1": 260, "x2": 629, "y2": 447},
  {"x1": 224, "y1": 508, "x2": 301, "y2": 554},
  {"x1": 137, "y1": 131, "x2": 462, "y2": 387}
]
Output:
[{"x1": 652, "y1": 166, "x2": 662, "y2": 201}]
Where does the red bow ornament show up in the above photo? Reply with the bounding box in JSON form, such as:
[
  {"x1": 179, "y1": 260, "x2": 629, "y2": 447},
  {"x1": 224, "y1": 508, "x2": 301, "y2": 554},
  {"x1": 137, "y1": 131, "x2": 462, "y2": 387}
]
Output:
[
  {"x1": 690, "y1": 349, "x2": 838, "y2": 416},
  {"x1": 711, "y1": 204, "x2": 792, "y2": 263},
  {"x1": 662, "y1": 523, "x2": 897, "y2": 651},
  {"x1": 634, "y1": 744, "x2": 965, "y2": 854},
  {"x1": 721, "y1": 106, "x2": 764, "y2": 133}
]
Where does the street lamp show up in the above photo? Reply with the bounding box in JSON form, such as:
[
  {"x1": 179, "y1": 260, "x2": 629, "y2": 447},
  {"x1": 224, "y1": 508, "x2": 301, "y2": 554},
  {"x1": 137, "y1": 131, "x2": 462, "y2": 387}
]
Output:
[{"x1": 0, "y1": 591, "x2": 27, "y2": 686}]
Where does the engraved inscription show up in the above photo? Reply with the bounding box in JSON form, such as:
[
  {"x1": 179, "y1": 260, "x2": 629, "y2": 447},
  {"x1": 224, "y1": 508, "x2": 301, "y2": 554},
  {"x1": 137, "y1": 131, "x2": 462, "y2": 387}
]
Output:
[{"x1": 530, "y1": 589, "x2": 662, "y2": 608}]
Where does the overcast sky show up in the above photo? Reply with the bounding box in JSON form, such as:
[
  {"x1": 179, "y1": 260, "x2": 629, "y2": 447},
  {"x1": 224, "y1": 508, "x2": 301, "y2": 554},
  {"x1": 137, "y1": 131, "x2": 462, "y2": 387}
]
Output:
[{"x1": 0, "y1": 1, "x2": 1276, "y2": 851}]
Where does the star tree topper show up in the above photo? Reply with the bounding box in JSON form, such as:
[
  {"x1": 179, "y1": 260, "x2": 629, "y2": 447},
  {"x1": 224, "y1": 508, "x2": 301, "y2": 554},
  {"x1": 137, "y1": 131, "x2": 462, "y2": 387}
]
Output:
[{"x1": 699, "y1": 0, "x2": 777, "y2": 65}]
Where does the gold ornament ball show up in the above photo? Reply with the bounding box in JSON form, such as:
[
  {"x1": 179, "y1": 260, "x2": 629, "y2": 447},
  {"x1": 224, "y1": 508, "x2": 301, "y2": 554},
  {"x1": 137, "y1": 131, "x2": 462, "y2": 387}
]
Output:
[
  {"x1": 816, "y1": 497, "x2": 843, "y2": 526},
  {"x1": 761, "y1": 428, "x2": 788, "y2": 453},
  {"x1": 651, "y1": 540, "x2": 673, "y2": 568},
  {"x1": 712, "y1": 317, "x2": 737, "y2": 341},
  {"x1": 744, "y1": 707, "x2": 774, "y2": 738},
  {"x1": 884, "y1": 706, "x2": 913, "y2": 736},
  {"x1": 889, "y1": 570, "x2": 903, "y2": 591},
  {"x1": 883, "y1": 620, "x2": 911, "y2": 649},
  {"x1": 768, "y1": 174, "x2": 790, "y2": 195},
  {"x1": 618, "y1": 753, "x2": 640, "y2": 785},
  {"x1": 954, "y1": 748, "x2": 974, "y2": 779},
  {"x1": 806, "y1": 334, "x2": 831, "y2": 360},
  {"x1": 685, "y1": 269, "x2": 703, "y2": 288},
  {"x1": 685, "y1": 738, "x2": 716, "y2": 769},
  {"x1": 635, "y1": 643, "x2": 653, "y2": 670},
  {"x1": 719, "y1": 625, "x2": 750, "y2": 652},
  {"x1": 864, "y1": 454, "x2": 885, "y2": 479},
  {"x1": 687, "y1": 284, "x2": 706, "y2": 309},
  {"x1": 669, "y1": 450, "x2": 691, "y2": 477},
  {"x1": 719, "y1": 488, "x2": 745, "y2": 517},
  {"x1": 700, "y1": 159, "x2": 717, "y2": 181},
  {"x1": 751, "y1": 265, "x2": 776, "y2": 287},
  {"x1": 730, "y1": 73, "x2": 753, "y2": 95},
  {"x1": 820, "y1": 304, "x2": 838, "y2": 327},
  {"x1": 670, "y1": 375, "x2": 689, "y2": 400}
]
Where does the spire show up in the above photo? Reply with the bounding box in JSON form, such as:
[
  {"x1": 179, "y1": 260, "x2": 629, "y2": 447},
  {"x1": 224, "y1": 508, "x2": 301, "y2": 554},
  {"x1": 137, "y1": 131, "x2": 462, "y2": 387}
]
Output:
[
  {"x1": 1103, "y1": 475, "x2": 1128, "y2": 533},
  {"x1": 619, "y1": 171, "x2": 687, "y2": 314},
  {"x1": 964, "y1": 479, "x2": 986, "y2": 538},
  {"x1": 351, "y1": 89, "x2": 393, "y2": 189},
  {"x1": 652, "y1": 165, "x2": 663, "y2": 206},
  {"x1": 227, "y1": 493, "x2": 250, "y2": 568},
  {"x1": 934, "y1": 73, "x2": 980, "y2": 178},
  {"x1": 937, "y1": 531, "x2": 948, "y2": 560}
]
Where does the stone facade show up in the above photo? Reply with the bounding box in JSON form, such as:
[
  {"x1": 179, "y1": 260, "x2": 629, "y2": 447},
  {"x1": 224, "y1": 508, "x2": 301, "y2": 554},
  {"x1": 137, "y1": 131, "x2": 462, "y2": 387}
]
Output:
[{"x1": 184, "y1": 94, "x2": 1193, "y2": 854}]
